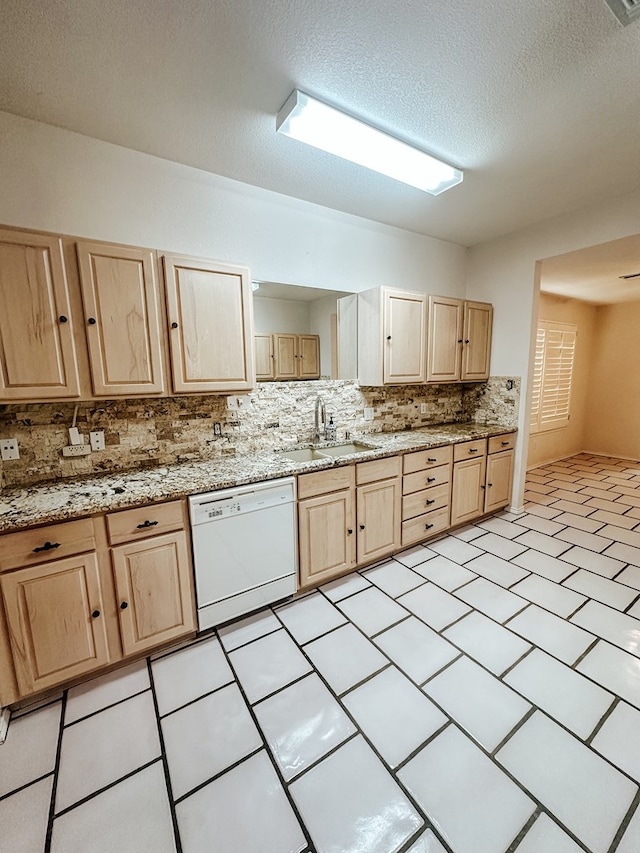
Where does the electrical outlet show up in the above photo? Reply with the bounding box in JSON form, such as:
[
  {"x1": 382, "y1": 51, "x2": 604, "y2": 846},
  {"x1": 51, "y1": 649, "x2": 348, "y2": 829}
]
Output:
[
  {"x1": 420, "y1": 403, "x2": 428, "y2": 414},
  {"x1": 90, "y1": 431, "x2": 105, "y2": 451},
  {"x1": 226, "y1": 395, "x2": 238, "y2": 410},
  {"x1": 213, "y1": 422, "x2": 223, "y2": 436},
  {"x1": 0, "y1": 438, "x2": 19, "y2": 461},
  {"x1": 62, "y1": 445, "x2": 92, "y2": 457},
  {"x1": 363, "y1": 407, "x2": 374, "y2": 422}
]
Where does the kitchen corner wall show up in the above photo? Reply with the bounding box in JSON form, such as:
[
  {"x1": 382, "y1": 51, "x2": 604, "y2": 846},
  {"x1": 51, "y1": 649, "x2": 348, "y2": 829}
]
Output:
[{"x1": 0, "y1": 378, "x2": 519, "y2": 489}]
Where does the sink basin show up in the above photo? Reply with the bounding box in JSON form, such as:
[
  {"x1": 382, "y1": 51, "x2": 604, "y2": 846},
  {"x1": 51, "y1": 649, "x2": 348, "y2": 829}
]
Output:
[{"x1": 280, "y1": 442, "x2": 373, "y2": 463}]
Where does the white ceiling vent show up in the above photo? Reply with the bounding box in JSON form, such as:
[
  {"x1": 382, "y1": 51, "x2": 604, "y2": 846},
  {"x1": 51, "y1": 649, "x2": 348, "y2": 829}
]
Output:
[{"x1": 603, "y1": 0, "x2": 640, "y2": 25}]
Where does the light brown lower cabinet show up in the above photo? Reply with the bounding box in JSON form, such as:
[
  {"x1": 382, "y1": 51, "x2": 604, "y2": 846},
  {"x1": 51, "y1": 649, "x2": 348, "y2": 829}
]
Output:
[
  {"x1": 484, "y1": 449, "x2": 515, "y2": 513},
  {"x1": 356, "y1": 477, "x2": 401, "y2": 564},
  {"x1": 450, "y1": 456, "x2": 487, "y2": 526},
  {"x1": 298, "y1": 488, "x2": 356, "y2": 587},
  {"x1": 450, "y1": 436, "x2": 515, "y2": 526},
  {"x1": 0, "y1": 500, "x2": 196, "y2": 706}
]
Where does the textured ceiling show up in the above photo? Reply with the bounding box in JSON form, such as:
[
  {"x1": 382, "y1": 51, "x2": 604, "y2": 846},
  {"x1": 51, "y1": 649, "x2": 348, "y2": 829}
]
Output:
[{"x1": 1, "y1": 0, "x2": 640, "y2": 246}]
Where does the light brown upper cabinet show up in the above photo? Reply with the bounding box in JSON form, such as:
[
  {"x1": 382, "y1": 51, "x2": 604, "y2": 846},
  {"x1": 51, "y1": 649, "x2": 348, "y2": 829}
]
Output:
[
  {"x1": 260, "y1": 333, "x2": 321, "y2": 380},
  {"x1": 357, "y1": 287, "x2": 427, "y2": 385},
  {"x1": 0, "y1": 228, "x2": 81, "y2": 400},
  {"x1": 427, "y1": 296, "x2": 493, "y2": 383},
  {"x1": 273, "y1": 333, "x2": 298, "y2": 380},
  {"x1": 76, "y1": 241, "x2": 165, "y2": 396},
  {"x1": 163, "y1": 254, "x2": 255, "y2": 393},
  {"x1": 255, "y1": 334, "x2": 275, "y2": 380},
  {"x1": 297, "y1": 334, "x2": 321, "y2": 379}
]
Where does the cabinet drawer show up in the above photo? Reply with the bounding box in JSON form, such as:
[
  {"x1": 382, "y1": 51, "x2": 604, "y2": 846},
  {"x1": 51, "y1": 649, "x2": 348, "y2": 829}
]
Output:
[
  {"x1": 106, "y1": 500, "x2": 184, "y2": 546},
  {"x1": 356, "y1": 455, "x2": 401, "y2": 485},
  {"x1": 403, "y1": 445, "x2": 452, "y2": 474},
  {"x1": 402, "y1": 483, "x2": 450, "y2": 521},
  {"x1": 488, "y1": 433, "x2": 515, "y2": 454},
  {"x1": 0, "y1": 518, "x2": 96, "y2": 572},
  {"x1": 453, "y1": 439, "x2": 487, "y2": 462},
  {"x1": 403, "y1": 463, "x2": 451, "y2": 495},
  {"x1": 401, "y1": 507, "x2": 450, "y2": 548},
  {"x1": 297, "y1": 465, "x2": 355, "y2": 500}
]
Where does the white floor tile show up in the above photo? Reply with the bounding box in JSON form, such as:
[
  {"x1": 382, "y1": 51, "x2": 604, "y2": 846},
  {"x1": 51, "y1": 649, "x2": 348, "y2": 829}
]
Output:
[
  {"x1": 550, "y1": 499, "x2": 599, "y2": 516},
  {"x1": 161, "y1": 683, "x2": 262, "y2": 799},
  {"x1": 406, "y1": 829, "x2": 448, "y2": 852},
  {"x1": 591, "y1": 701, "x2": 640, "y2": 782},
  {"x1": 152, "y1": 636, "x2": 233, "y2": 715},
  {"x1": 455, "y1": 577, "x2": 527, "y2": 623},
  {"x1": 65, "y1": 660, "x2": 150, "y2": 725},
  {"x1": 617, "y1": 805, "x2": 640, "y2": 853},
  {"x1": 513, "y1": 530, "x2": 571, "y2": 557},
  {"x1": 604, "y1": 540, "x2": 640, "y2": 567},
  {"x1": 464, "y1": 552, "x2": 529, "y2": 587},
  {"x1": 559, "y1": 546, "x2": 625, "y2": 579},
  {"x1": 55, "y1": 691, "x2": 160, "y2": 812},
  {"x1": 523, "y1": 502, "x2": 564, "y2": 519},
  {"x1": 276, "y1": 592, "x2": 346, "y2": 644},
  {"x1": 578, "y1": 641, "x2": 640, "y2": 709},
  {"x1": 571, "y1": 600, "x2": 640, "y2": 657},
  {"x1": 615, "y1": 564, "x2": 640, "y2": 590},
  {"x1": 0, "y1": 702, "x2": 61, "y2": 798},
  {"x1": 555, "y1": 527, "x2": 614, "y2": 553},
  {"x1": 424, "y1": 656, "x2": 530, "y2": 751},
  {"x1": 515, "y1": 814, "x2": 585, "y2": 853},
  {"x1": 477, "y1": 516, "x2": 523, "y2": 538},
  {"x1": 176, "y1": 751, "x2": 305, "y2": 853},
  {"x1": 589, "y1": 509, "x2": 639, "y2": 529},
  {"x1": 552, "y1": 512, "x2": 607, "y2": 533},
  {"x1": 513, "y1": 514, "x2": 566, "y2": 536},
  {"x1": 399, "y1": 725, "x2": 534, "y2": 853},
  {"x1": 228, "y1": 629, "x2": 311, "y2": 703},
  {"x1": 426, "y1": 537, "x2": 484, "y2": 564},
  {"x1": 504, "y1": 649, "x2": 614, "y2": 739},
  {"x1": 451, "y1": 523, "x2": 487, "y2": 540},
  {"x1": 497, "y1": 712, "x2": 636, "y2": 853},
  {"x1": 0, "y1": 776, "x2": 53, "y2": 853},
  {"x1": 364, "y1": 560, "x2": 426, "y2": 597},
  {"x1": 321, "y1": 572, "x2": 371, "y2": 601},
  {"x1": 336, "y1": 586, "x2": 409, "y2": 636},
  {"x1": 304, "y1": 623, "x2": 388, "y2": 694},
  {"x1": 394, "y1": 545, "x2": 434, "y2": 568},
  {"x1": 470, "y1": 531, "x2": 528, "y2": 560},
  {"x1": 343, "y1": 667, "x2": 446, "y2": 768},
  {"x1": 397, "y1": 583, "x2": 471, "y2": 631},
  {"x1": 512, "y1": 548, "x2": 575, "y2": 582},
  {"x1": 409, "y1": 554, "x2": 477, "y2": 590},
  {"x1": 510, "y1": 573, "x2": 586, "y2": 617},
  {"x1": 374, "y1": 616, "x2": 460, "y2": 684},
  {"x1": 291, "y1": 736, "x2": 423, "y2": 853},
  {"x1": 217, "y1": 608, "x2": 281, "y2": 651},
  {"x1": 507, "y1": 604, "x2": 595, "y2": 664},
  {"x1": 51, "y1": 764, "x2": 176, "y2": 853},
  {"x1": 255, "y1": 673, "x2": 356, "y2": 780},
  {"x1": 597, "y1": 524, "x2": 640, "y2": 548},
  {"x1": 443, "y1": 610, "x2": 530, "y2": 675},
  {"x1": 562, "y1": 569, "x2": 638, "y2": 610}
]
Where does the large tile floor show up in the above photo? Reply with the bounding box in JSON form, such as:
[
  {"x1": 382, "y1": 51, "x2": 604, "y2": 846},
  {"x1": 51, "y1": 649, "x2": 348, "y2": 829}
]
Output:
[{"x1": 3, "y1": 453, "x2": 640, "y2": 853}]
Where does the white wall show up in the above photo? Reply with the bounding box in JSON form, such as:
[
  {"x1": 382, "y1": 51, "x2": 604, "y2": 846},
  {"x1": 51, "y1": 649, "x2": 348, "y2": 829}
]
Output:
[
  {"x1": 252, "y1": 297, "x2": 311, "y2": 334},
  {"x1": 0, "y1": 111, "x2": 466, "y2": 296},
  {"x1": 467, "y1": 190, "x2": 640, "y2": 508}
]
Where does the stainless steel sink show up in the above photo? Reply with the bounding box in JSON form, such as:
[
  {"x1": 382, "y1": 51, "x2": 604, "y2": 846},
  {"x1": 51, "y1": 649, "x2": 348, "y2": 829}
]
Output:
[{"x1": 280, "y1": 442, "x2": 373, "y2": 463}]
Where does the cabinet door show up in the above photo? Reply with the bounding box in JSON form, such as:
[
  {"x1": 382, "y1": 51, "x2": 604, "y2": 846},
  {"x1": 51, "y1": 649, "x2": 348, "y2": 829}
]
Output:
[
  {"x1": 450, "y1": 457, "x2": 487, "y2": 527},
  {"x1": 356, "y1": 478, "x2": 401, "y2": 564},
  {"x1": 383, "y1": 290, "x2": 427, "y2": 384},
  {"x1": 461, "y1": 301, "x2": 493, "y2": 381},
  {"x1": 484, "y1": 450, "x2": 514, "y2": 513},
  {"x1": 1, "y1": 553, "x2": 110, "y2": 696},
  {"x1": 298, "y1": 489, "x2": 356, "y2": 587},
  {"x1": 427, "y1": 295, "x2": 464, "y2": 383},
  {"x1": 298, "y1": 335, "x2": 320, "y2": 379},
  {"x1": 163, "y1": 254, "x2": 255, "y2": 393},
  {"x1": 0, "y1": 229, "x2": 80, "y2": 400},
  {"x1": 76, "y1": 241, "x2": 165, "y2": 396},
  {"x1": 112, "y1": 531, "x2": 195, "y2": 657},
  {"x1": 273, "y1": 334, "x2": 298, "y2": 379},
  {"x1": 255, "y1": 334, "x2": 274, "y2": 380}
]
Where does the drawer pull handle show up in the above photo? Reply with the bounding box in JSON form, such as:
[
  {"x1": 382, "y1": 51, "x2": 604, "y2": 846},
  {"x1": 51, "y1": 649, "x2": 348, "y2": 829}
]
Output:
[
  {"x1": 347, "y1": 528, "x2": 353, "y2": 535},
  {"x1": 136, "y1": 520, "x2": 159, "y2": 529},
  {"x1": 469, "y1": 448, "x2": 479, "y2": 454},
  {"x1": 120, "y1": 601, "x2": 129, "y2": 610},
  {"x1": 91, "y1": 609, "x2": 101, "y2": 618},
  {"x1": 425, "y1": 499, "x2": 435, "y2": 506},
  {"x1": 427, "y1": 457, "x2": 437, "y2": 462},
  {"x1": 359, "y1": 524, "x2": 365, "y2": 530},
  {"x1": 33, "y1": 541, "x2": 61, "y2": 553},
  {"x1": 425, "y1": 523, "x2": 434, "y2": 530},
  {"x1": 501, "y1": 440, "x2": 509, "y2": 446},
  {"x1": 427, "y1": 477, "x2": 436, "y2": 483}
]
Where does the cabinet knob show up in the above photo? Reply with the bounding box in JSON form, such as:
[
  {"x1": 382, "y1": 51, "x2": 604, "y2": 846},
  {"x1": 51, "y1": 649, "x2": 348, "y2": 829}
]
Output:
[
  {"x1": 136, "y1": 519, "x2": 159, "y2": 529},
  {"x1": 359, "y1": 524, "x2": 365, "y2": 530},
  {"x1": 33, "y1": 541, "x2": 61, "y2": 553},
  {"x1": 88, "y1": 317, "x2": 97, "y2": 325},
  {"x1": 425, "y1": 499, "x2": 435, "y2": 506},
  {"x1": 347, "y1": 528, "x2": 353, "y2": 535},
  {"x1": 464, "y1": 339, "x2": 470, "y2": 344},
  {"x1": 91, "y1": 609, "x2": 101, "y2": 618},
  {"x1": 457, "y1": 339, "x2": 463, "y2": 343},
  {"x1": 427, "y1": 477, "x2": 436, "y2": 483},
  {"x1": 425, "y1": 523, "x2": 434, "y2": 530},
  {"x1": 59, "y1": 315, "x2": 68, "y2": 323},
  {"x1": 171, "y1": 322, "x2": 179, "y2": 329},
  {"x1": 480, "y1": 484, "x2": 486, "y2": 489},
  {"x1": 469, "y1": 448, "x2": 478, "y2": 454},
  {"x1": 488, "y1": 483, "x2": 493, "y2": 488},
  {"x1": 120, "y1": 601, "x2": 129, "y2": 610},
  {"x1": 386, "y1": 336, "x2": 391, "y2": 341}
]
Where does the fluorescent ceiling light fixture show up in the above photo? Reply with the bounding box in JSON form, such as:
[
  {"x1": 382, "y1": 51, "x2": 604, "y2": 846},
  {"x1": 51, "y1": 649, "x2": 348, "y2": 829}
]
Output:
[{"x1": 276, "y1": 90, "x2": 463, "y2": 195}]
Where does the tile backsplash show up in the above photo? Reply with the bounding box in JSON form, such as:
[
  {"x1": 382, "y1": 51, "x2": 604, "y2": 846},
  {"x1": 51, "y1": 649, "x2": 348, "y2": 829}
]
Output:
[{"x1": 0, "y1": 377, "x2": 520, "y2": 488}]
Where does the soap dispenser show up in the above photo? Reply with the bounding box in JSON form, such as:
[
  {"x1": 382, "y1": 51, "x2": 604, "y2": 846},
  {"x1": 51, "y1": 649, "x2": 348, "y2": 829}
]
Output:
[{"x1": 325, "y1": 416, "x2": 336, "y2": 442}]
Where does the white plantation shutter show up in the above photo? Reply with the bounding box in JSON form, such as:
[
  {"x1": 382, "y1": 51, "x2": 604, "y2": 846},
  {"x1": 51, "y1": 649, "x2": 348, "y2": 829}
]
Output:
[{"x1": 530, "y1": 321, "x2": 577, "y2": 433}]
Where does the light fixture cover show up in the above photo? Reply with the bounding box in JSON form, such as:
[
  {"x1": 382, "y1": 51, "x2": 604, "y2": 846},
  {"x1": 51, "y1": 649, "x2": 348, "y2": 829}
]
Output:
[{"x1": 276, "y1": 90, "x2": 463, "y2": 195}]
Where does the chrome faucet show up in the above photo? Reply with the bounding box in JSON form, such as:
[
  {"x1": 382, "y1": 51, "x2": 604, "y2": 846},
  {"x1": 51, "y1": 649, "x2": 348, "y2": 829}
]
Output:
[{"x1": 313, "y1": 395, "x2": 326, "y2": 443}]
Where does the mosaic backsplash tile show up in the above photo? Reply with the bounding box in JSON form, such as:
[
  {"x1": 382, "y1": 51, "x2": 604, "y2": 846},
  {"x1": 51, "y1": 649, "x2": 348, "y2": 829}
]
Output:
[{"x1": 0, "y1": 377, "x2": 519, "y2": 488}]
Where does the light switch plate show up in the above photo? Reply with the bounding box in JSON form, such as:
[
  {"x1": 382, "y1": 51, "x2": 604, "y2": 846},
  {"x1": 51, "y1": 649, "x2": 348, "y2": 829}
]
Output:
[
  {"x1": 420, "y1": 403, "x2": 428, "y2": 414},
  {"x1": 226, "y1": 395, "x2": 239, "y2": 410},
  {"x1": 363, "y1": 407, "x2": 374, "y2": 421},
  {"x1": 0, "y1": 438, "x2": 19, "y2": 461},
  {"x1": 90, "y1": 431, "x2": 105, "y2": 451}
]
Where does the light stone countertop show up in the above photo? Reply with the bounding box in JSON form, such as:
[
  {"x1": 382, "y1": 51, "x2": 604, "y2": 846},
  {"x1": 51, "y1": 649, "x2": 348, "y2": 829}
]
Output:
[{"x1": 0, "y1": 422, "x2": 516, "y2": 532}]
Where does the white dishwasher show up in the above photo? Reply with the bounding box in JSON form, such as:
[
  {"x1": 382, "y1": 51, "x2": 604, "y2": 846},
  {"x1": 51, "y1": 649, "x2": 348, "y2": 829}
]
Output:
[{"x1": 189, "y1": 477, "x2": 297, "y2": 630}]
